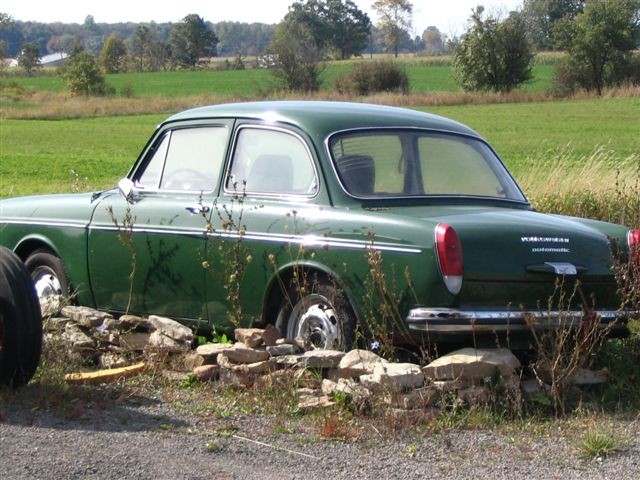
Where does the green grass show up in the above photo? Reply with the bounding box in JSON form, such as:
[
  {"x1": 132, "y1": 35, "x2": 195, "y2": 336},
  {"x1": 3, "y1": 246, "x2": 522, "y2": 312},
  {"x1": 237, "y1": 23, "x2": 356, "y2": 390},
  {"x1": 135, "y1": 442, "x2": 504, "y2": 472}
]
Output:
[
  {"x1": 3, "y1": 63, "x2": 555, "y2": 98},
  {"x1": 0, "y1": 115, "x2": 164, "y2": 196},
  {"x1": 1, "y1": 98, "x2": 637, "y2": 198},
  {"x1": 425, "y1": 97, "x2": 640, "y2": 178}
]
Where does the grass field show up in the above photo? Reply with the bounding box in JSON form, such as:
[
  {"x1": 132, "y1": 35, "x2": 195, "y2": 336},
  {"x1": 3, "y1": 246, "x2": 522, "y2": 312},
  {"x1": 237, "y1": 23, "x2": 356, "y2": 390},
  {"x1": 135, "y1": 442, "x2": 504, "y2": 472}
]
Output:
[
  {"x1": 1, "y1": 98, "x2": 637, "y2": 201},
  {"x1": 2, "y1": 63, "x2": 555, "y2": 98}
]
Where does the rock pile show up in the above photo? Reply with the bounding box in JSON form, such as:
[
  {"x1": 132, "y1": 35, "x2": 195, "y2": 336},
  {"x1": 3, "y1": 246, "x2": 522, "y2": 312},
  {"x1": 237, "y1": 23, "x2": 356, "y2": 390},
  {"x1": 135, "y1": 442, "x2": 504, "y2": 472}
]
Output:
[{"x1": 43, "y1": 305, "x2": 609, "y2": 411}]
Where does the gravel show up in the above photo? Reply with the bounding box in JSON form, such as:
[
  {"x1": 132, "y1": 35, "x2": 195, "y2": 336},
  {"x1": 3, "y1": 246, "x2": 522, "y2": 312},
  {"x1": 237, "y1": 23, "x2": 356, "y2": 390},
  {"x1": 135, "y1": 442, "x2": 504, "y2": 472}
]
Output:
[{"x1": 1, "y1": 387, "x2": 639, "y2": 480}]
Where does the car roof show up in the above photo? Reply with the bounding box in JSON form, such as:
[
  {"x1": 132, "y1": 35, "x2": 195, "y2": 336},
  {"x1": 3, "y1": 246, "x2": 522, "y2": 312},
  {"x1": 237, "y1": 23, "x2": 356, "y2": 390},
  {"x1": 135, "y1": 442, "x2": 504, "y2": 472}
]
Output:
[{"x1": 164, "y1": 101, "x2": 480, "y2": 139}]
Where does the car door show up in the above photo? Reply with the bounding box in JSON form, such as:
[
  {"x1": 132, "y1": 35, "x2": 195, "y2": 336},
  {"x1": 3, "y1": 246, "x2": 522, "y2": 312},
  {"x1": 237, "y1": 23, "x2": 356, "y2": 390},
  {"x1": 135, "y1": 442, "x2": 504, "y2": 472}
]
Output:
[
  {"x1": 208, "y1": 124, "x2": 326, "y2": 326},
  {"x1": 87, "y1": 121, "x2": 233, "y2": 326}
]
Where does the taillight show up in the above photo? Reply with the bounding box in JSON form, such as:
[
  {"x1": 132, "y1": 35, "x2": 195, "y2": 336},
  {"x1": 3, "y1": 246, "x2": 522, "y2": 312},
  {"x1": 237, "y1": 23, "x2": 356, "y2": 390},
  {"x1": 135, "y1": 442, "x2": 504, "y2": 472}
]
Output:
[
  {"x1": 629, "y1": 229, "x2": 640, "y2": 266},
  {"x1": 435, "y1": 223, "x2": 463, "y2": 295}
]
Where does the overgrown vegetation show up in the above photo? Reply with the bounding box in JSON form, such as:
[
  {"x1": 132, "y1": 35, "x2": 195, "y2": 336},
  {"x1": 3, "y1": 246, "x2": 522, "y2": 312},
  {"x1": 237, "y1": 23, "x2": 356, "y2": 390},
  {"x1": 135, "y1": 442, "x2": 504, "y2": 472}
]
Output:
[{"x1": 334, "y1": 60, "x2": 408, "y2": 95}]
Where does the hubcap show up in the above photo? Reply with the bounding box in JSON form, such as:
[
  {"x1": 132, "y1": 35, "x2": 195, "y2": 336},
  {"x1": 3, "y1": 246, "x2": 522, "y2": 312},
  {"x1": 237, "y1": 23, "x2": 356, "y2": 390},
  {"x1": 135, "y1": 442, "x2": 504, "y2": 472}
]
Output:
[
  {"x1": 33, "y1": 270, "x2": 62, "y2": 300},
  {"x1": 289, "y1": 295, "x2": 341, "y2": 350}
]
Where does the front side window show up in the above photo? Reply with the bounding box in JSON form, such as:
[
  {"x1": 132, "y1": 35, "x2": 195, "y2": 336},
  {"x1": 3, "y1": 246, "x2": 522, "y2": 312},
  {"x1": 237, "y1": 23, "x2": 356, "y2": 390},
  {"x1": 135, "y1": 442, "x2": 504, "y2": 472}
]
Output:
[
  {"x1": 136, "y1": 126, "x2": 228, "y2": 192},
  {"x1": 329, "y1": 129, "x2": 526, "y2": 201},
  {"x1": 227, "y1": 127, "x2": 317, "y2": 195}
]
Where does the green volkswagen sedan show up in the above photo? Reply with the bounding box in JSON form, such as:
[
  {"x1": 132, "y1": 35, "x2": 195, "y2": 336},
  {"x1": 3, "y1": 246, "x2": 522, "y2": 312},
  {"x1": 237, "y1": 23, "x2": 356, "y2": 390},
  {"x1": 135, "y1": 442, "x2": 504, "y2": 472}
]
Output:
[{"x1": 1, "y1": 102, "x2": 637, "y2": 350}]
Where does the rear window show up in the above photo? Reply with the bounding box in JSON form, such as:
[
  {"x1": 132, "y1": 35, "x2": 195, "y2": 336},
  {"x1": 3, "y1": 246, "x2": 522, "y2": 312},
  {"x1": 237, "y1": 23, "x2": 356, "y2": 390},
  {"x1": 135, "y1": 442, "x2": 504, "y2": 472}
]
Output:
[{"x1": 329, "y1": 129, "x2": 525, "y2": 201}]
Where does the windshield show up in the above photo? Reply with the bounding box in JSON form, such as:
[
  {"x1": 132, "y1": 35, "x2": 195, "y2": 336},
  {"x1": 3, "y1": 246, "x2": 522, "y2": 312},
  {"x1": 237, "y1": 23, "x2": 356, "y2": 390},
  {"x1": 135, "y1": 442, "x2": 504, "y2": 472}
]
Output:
[{"x1": 329, "y1": 129, "x2": 526, "y2": 202}]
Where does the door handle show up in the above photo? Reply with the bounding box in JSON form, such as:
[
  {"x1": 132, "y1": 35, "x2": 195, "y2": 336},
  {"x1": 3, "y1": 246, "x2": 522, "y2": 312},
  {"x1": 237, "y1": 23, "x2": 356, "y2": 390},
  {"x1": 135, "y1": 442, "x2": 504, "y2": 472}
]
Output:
[{"x1": 185, "y1": 204, "x2": 211, "y2": 215}]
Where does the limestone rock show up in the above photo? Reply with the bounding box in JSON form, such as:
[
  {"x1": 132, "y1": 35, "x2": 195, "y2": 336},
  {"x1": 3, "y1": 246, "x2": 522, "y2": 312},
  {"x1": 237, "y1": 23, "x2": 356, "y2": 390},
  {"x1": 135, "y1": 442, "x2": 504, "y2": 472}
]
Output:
[
  {"x1": 119, "y1": 332, "x2": 151, "y2": 351},
  {"x1": 275, "y1": 354, "x2": 304, "y2": 368},
  {"x1": 173, "y1": 352, "x2": 205, "y2": 372},
  {"x1": 40, "y1": 294, "x2": 64, "y2": 317},
  {"x1": 322, "y1": 378, "x2": 371, "y2": 405},
  {"x1": 99, "y1": 352, "x2": 133, "y2": 369},
  {"x1": 62, "y1": 306, "x2": 113, "y2": 328},
  {"x1": 432, "y1": 379, "x2": 470, "y2": 392},
  {"x1": 43, "y1": 317, "x2": 70, "y2": 333},
  {"x1": 298, "y1": 350, "x2": 345, "y2": 369},
  {"x1": 337, "y1": 349, "x2": 386, "y2": 378},
  {"x1": 148, "y1": 315, "x2": 193, "y2": 343},
  {"x1": 386, "y1": 387, "x2": 440, "y2": 410},
  {"x1": 360, "y1": 362, "x2": 424, "y2": 393},
  {"x1": 262, "y1": 325, "x2": 281, "y2": 347},
  {"x1": 63, "y1": 323, "x2": 96, "y2": 353},
  {"x1": 235, "y1": 328, "x2": 265, "y2": 348},
  {"x1": 266, "y1": 344, "x2": 300, "y2": 357},
  {"x1": 223, "y1": 343, "x2": 270, "y2": 364},
  {"x1": 218, "y1": 354, "x2": 276, "y2": 374},
  {"x1": 458, "y1": 386, "x2": 490, "y2": 404},
  {"x1": 103, "y1": 315, "x2": 149, "y2": 331},
  {"x1": 193, "y1": 364, "x2": 220, "y2": 382},
  {"x1": 297, "y1": 390, "x2": 336, "y2": 410},
  {"x1": 148, "y1": 330, "x2": 190, "y2": 352},
  {"x1": 196, "y1": 343, "x2": 233, "y2": 363},
  {"x1": 423, "y1": 348, "x2": 521, "y2": 382}
]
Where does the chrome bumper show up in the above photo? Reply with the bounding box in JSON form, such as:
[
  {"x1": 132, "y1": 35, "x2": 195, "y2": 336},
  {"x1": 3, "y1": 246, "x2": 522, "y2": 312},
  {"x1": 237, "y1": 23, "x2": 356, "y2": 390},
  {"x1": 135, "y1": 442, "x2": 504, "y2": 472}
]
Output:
[{"x1": 406, "y1": 308, "x2": 633, "y2": 334}]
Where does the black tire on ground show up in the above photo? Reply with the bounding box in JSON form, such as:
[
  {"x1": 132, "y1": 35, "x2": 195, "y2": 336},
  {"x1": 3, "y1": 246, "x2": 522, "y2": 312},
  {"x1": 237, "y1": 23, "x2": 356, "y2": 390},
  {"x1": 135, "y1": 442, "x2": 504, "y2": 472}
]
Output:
[
  {"x1": 275, "y1": 279, "x2": 356, "y2": 351},
  {"x1": 24, "y1": 249, "x2": 70, "y2": 300},
  {"x1": 0, "y1": 246, "x2": 43, "y2": 387}
]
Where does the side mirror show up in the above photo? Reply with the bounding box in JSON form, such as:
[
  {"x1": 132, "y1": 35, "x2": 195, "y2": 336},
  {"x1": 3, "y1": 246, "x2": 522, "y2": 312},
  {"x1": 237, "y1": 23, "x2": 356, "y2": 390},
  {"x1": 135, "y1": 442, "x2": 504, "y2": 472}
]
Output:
[{"x1": 117, "y1": 178, "x2": 135, "y2": 202}]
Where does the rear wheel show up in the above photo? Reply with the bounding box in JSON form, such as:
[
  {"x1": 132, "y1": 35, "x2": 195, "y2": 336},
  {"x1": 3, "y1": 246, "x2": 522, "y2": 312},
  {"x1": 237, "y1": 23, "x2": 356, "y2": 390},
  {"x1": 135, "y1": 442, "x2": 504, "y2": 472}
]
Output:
[
  {"x1": 0, "y1": 247, "x2": 43, "y2": 387},
  {"x1": 275, "y1": 280, "x2": 356, "y2": 351}
]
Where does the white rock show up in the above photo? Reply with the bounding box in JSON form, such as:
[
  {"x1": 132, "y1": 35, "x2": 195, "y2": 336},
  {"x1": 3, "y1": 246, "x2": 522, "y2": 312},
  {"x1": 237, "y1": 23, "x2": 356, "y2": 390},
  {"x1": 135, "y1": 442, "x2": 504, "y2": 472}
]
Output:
[
  {"x1": 360, "y1": 362, "x2": 424, "y2": 393},
  {"x1": 423, "y1": 348, "x2": 521, "y2": 381},
  {"x1": 337, "y1": 349, "x2": 387, "y2": 378},
  {"x1": 196, "y1": 343, "x2": 233, "y2": 363},
  {"x1": 148, "y1": 315, "x2": 193, "y2": 343},
  {"x1": 234, "y1": 328, "x2": 265, "y2": 348},
  {"x1": 223, "y1": 343, "x2": 270, "y2": 364},
  {"x1": 62, "y1": 306, "x2": 113, "y2": 328},
  {"x1": 298, "y1": 350, "x2": 345, "y2": 369},
  {"x1": 148, "y1": 330, "x2": 189, "y2": 352}
]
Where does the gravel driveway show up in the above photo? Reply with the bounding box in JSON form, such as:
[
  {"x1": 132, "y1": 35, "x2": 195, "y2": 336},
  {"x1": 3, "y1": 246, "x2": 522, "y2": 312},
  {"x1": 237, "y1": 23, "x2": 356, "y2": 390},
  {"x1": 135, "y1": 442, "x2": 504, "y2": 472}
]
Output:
[{"x1": 2, "y1": 383, "x2": 639, "y2": 480}]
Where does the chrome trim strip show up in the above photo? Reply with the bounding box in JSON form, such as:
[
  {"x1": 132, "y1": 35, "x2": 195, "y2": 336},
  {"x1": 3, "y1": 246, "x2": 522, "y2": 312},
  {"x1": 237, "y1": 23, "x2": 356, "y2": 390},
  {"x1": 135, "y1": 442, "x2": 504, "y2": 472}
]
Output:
[
  {"x1": 406, "y1": 307, "x2": 632, "y2": 333},
  {"x1": 1, "y1": 219, "x2": 88, "y2": 229},
  {"x1": 87, "y1": 224, "x2": 423, "y2": 254}
]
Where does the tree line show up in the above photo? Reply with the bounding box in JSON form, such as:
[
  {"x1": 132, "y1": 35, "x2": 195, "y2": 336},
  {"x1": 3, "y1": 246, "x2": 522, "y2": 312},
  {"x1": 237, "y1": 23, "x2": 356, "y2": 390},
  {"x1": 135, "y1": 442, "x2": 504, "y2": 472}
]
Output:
[{"x1": 2, "y1": 0, "x2": 639, "y2": 97}]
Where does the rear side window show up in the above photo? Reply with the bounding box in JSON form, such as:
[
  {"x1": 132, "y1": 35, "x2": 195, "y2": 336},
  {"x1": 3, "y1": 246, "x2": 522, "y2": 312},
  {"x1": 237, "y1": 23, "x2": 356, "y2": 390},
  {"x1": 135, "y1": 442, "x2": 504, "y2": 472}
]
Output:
[
  {"x1": 136, "y1": 126, "x2": 228, "y2": 192},
  {"x1": 226, "y1": 127, "x2": 317, "y2": 195}
]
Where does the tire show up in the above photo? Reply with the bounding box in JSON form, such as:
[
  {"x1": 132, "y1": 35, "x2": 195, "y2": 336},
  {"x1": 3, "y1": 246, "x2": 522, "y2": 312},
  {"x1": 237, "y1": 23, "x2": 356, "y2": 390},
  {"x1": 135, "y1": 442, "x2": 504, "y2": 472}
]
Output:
[
  {"x1": 0, "y1": 247, "x2": 43, "y2": 387},
  {"x1": 275, "y1": 279, "x2": 356, "y2": 351},
  {"x1": 24, "y1": 249, "x2": 70, "y2": 302}
]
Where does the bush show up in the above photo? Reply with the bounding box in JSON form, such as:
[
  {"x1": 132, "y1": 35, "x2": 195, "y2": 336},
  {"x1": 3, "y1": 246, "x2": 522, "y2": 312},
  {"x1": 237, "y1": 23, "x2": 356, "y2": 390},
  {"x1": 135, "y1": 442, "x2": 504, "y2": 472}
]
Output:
[
  {"x1": 335, "y1": 60, "x2": 409, "y2": 96},
  {"x1": 59, "y1": 51, "x2": 113, "y2": 96}
]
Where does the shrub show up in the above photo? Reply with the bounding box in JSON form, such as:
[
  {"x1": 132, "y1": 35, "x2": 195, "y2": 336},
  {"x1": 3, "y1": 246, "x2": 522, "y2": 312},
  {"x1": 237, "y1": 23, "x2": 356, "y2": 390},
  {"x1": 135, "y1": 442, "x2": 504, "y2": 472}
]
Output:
[
  {"x1": 59, "y1": 51, "x2": 113, "y2": 96},
  {"x1": 335, "y1": 60, "x2": 409, "y2": 96}
]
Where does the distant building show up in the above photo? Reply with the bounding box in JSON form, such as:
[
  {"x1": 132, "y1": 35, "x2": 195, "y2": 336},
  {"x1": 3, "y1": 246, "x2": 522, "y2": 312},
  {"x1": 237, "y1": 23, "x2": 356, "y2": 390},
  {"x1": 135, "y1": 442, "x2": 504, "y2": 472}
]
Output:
[
  {"x1": 40, "y1": 52, "x2": 69, "y2": 67},
  {"x1": 5, "y1": 52, "x2": 69, "y2": 68}
]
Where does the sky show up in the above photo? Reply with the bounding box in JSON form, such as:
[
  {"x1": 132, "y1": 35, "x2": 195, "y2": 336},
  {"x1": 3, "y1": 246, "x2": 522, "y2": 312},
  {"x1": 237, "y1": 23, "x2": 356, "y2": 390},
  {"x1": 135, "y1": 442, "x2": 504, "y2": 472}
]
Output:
[{"x1": 1, "y1": 0, "x2": 523, "y2": 36}]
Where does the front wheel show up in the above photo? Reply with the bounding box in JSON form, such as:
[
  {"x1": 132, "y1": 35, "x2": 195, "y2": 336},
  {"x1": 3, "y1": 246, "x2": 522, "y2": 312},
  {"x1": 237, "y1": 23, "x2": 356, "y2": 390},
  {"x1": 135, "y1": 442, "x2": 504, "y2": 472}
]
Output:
[
  {"x1": 24, "y1": 250, "x2": 70, "y2": 303},
  {"x1": 275, "y1": 281, "x2": 356, "y2": 351}
]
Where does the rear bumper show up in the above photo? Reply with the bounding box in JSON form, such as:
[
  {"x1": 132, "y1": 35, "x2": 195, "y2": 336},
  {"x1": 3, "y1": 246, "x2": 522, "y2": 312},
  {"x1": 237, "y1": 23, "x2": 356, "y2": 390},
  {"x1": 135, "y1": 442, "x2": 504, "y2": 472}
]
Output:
[{"x1": 406, "y1": 308, "x2": 633, "y2": 337}]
